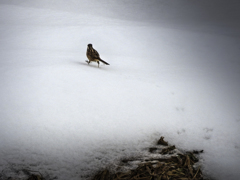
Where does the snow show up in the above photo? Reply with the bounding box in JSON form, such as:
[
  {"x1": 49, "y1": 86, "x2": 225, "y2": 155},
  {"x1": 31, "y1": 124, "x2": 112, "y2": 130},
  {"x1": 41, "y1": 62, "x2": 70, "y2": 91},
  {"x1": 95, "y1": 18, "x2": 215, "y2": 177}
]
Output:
[{"x1": 0, "y1": 0, "x2": 240, "y2": 179}]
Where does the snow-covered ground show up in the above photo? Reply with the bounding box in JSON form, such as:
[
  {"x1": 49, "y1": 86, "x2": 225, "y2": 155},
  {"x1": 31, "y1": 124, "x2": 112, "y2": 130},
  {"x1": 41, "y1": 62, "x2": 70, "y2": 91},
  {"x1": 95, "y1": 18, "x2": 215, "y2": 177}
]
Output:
[{"x1": 0, "y1": 1, "x2": 240, "y2": 179}]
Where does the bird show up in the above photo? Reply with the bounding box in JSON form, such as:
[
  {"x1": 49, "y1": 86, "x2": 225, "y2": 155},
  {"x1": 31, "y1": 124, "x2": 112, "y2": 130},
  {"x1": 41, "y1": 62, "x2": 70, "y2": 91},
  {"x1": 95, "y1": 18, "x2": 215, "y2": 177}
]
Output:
[{"x1": 86, "y1": 44, "x2": 110, "y2": 67}]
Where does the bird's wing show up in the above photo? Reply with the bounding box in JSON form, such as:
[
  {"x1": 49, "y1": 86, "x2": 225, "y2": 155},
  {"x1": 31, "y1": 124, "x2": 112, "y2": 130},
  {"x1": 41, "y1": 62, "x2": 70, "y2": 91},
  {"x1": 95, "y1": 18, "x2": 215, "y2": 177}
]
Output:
[{"x1": 92, "y1": 49, "x2": 100, "y2": 59}]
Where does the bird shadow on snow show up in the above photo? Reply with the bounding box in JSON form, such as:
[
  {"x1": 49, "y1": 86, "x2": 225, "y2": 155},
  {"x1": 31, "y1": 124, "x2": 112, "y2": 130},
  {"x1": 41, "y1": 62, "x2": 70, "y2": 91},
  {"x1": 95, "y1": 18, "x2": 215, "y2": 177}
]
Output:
[{"x1": 70, "y1": 60, "x2": 113, "y2": 70}]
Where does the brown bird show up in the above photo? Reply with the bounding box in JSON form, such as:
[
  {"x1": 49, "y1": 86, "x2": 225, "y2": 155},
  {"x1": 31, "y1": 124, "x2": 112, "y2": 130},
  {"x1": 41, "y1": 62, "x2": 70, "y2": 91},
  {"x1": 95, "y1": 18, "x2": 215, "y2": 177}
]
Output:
[{"x1": 86, "y1": 44, "x2": 109, "y2": 67}]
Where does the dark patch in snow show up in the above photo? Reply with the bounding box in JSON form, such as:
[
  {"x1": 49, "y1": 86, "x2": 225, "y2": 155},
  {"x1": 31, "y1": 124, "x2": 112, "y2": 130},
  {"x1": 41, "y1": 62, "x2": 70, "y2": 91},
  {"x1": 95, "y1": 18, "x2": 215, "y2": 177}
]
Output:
[
  {"x1": 203, "y1": 128, "x2": 213, "y2": 133},
  {"x1": 175, "y1": 107, "x2": 185, "y2": 112},
  {"x1": 177, "y1": 128, "x2": 186, "y2": 135}
]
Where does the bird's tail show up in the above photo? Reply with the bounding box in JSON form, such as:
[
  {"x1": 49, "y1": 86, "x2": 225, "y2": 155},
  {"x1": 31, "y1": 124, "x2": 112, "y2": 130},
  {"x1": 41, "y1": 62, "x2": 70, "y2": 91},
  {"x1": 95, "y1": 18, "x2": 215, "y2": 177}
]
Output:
[{"x1": 99, "y1": 59, "x2": 110, "y2": 65}]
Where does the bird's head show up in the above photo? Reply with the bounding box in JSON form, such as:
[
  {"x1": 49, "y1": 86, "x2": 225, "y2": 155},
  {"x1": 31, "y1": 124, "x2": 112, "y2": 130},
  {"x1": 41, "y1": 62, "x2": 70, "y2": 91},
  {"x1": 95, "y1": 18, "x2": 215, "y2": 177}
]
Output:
[{"x1": 88, "y1": 44, "x2": 93, "y2": 48}]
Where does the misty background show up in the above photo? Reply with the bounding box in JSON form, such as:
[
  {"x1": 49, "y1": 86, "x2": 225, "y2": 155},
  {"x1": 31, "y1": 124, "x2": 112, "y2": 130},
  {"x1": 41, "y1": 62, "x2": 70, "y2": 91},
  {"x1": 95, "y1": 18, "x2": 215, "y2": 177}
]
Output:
[{"x1": 0, "y1": 0, "x2": 240, "y2": 180}]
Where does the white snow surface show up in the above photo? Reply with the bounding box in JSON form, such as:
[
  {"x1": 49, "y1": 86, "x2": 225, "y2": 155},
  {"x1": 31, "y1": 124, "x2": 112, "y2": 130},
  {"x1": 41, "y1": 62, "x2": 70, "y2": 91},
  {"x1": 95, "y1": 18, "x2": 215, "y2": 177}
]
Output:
[{"x1": 0, "y1": 0, "x2": 240, "y2": 179}]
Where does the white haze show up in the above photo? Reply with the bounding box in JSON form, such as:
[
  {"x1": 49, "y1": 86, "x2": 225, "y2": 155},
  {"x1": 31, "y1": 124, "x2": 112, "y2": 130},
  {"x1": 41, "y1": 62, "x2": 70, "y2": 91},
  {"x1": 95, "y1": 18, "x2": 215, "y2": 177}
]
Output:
[{"x1": 0, "y1": 0, "x2": 240, "y2": 179}]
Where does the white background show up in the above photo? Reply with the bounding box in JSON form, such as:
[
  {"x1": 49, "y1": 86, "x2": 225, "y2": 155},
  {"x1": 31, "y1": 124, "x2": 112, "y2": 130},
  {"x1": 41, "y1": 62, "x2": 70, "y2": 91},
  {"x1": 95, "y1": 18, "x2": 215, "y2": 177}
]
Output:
[{"x1": 0, "y1": 1, "x2": 240, "y2": 179}]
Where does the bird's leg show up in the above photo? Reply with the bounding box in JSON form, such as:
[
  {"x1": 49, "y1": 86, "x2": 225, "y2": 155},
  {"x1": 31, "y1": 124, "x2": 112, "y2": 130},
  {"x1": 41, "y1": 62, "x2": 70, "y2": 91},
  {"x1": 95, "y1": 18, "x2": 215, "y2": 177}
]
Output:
[{"x1": 97, "y1": 61, "x2": 99, "y2": 68}]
